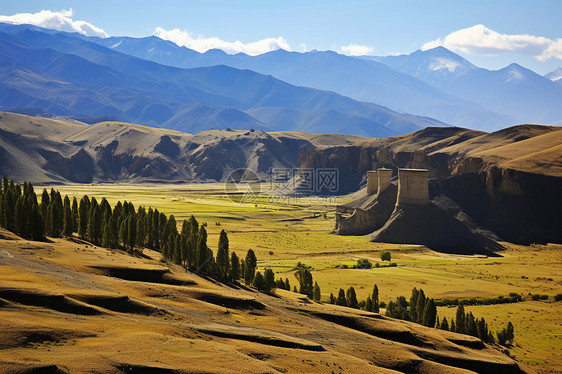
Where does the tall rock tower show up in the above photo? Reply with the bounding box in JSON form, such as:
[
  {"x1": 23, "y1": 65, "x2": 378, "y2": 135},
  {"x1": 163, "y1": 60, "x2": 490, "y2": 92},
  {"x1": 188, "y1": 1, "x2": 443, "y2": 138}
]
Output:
[
  {"x1": 395, "y1": 169, "x2": 430, "y2": 207},
  {"x1": 376, "y1": 168, "x2": 392, "y2": 196},
  {"x1": 367, "y1": 170, "x2": 378, "y2": 195}
]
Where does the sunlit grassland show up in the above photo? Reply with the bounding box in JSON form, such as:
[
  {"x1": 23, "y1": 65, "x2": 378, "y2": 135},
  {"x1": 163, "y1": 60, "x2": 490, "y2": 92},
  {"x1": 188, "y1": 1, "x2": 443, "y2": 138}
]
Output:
[
  {"x1": 45, "y1": 182, "x2": 562, "y2": 369},
  {"x1": 438, "y1": 301, "x2": 561, "y2": 367}
]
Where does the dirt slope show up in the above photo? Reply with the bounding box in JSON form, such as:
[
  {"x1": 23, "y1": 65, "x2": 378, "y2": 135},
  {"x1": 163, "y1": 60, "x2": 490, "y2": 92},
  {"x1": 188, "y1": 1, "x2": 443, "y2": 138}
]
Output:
[
  {"x1": 0, "y1": 229, "x2": 529, "y2": 373},
  {"x1": 1, "y1": 112, "x2": 560, "y2": 185}
]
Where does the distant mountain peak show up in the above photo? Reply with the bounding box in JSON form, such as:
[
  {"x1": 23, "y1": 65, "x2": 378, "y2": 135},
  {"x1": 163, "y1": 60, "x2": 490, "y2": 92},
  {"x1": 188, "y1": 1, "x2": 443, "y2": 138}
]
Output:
[
  {"x1": 545, "y1": 67, "x2": 562, "y2": 82},
  {"x1": 428, "y1": 57, "x2": 462, "y2": 73}
]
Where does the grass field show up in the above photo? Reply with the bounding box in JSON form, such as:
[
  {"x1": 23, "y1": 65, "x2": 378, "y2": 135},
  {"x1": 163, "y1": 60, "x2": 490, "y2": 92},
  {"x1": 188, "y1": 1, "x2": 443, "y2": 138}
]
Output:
[{"x1": 44, "y1": 182, "x2": 562, "y2": 372}]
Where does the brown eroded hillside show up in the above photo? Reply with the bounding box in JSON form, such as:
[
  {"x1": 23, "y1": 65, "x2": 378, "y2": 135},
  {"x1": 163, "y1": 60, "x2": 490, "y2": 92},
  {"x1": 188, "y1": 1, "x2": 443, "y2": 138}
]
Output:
[
  {"x1": 0, "y1": 111, "x2": 371, "y2": 184},
  {"x1": 1, "y1": 112, "x2": 560, "y2": 186},
  {"x1": 0, "y1": 228, "x2": 530, "y2": 374}
]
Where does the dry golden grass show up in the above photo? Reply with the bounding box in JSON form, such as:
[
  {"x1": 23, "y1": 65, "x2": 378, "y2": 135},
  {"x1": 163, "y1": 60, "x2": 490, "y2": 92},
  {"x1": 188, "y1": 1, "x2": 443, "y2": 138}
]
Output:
[
  {"x1": 0, "y1": 228, "x2": 532, "y2": 373},
  {"x1": 10, "y1": 182, "x2": 559, "y2": 373}
]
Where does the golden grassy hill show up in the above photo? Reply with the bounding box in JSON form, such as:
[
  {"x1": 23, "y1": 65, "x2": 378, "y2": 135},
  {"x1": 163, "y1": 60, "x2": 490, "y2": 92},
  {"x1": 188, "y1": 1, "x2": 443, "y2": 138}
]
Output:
[{"x1": 0, "y1": 228, "x2": 530, "y2": 373}]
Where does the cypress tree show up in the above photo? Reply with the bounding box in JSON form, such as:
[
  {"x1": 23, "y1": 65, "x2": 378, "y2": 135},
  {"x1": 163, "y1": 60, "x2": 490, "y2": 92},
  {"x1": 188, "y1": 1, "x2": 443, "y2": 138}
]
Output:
[
  {"x1": 14, "y1": 197, "x2": 23, "y2": 235},
  {"x1": 440, "y1": 317, "x2": 449, "y2": 330},
  {"x1": 119, "y1": 218, "x2": 128, "y2": 249},
  {"x1": 78, "y1": 195, "x2": 90, "y2": 239},
  {"x1": 196, "y1": 225, "x2": 208, "y2": 272},
  {"x1": 88, "y1": 198, "x2": 102, "y2": 244},
  {"x1": 40, "y1": 188, "x2": 50, "y2": 221},
  {"x1": 467, "y1": 312, "x2": 478, "y2": 337},
  {"x1": 254, "y1": 271, "x2": 265, "y2": 291},
  {"x1": 30, "y1": 203, "x2": 44, "y2": 241},
  {"x1": 102, "y1": 214, "x2": 118, "y2": 249},
  {"x1": 477, "y1": 318, "x2": 489, "y2": 341},
  {"x1": 365, "y1": 295, "x2": 373, "y2": 311},
  {"x1": 506, "y1": 321, "x2": 514, "y2": 344},
  {"x1": 229, "y1": 251, "x2": 240, "y2": 281},
  {"x1": 372, "y1": 284, "x2": 380, "y2": 313},
  {"x1": 423, "y1": 298, "x2": 437, "y2": 327},
  {"x1": 3, "y1": 185, "x2": 15, "y2": 231},
  {"x1": 0, "y1": 188, "x2": 4, "y2": 228},
  {"x1": 329, "y1": 293, "x2": 336, "y2": 304},
  {"x1": 187, "y1": 215, "x2": 199, "y2": 269},
  {"x1": 114, "y1": 201, "x2": 123, "y2": 222},
  {"x1": 20, "y1": 195, "x2": 30, "y2": 237},
  {"x1": 71, "y1": 197, "x2": 78, "y2": 233},
  {"x1": 416, "y1": 289, "x2": 426, "y2": 324},
  {"x1": 159, "y1": 212, "x2": 167, "y2": 249},
  {"x1": 179, "y1": 219, "x2": 190, "y2": 266},
  {"x1": 410, "y1": 287, "x2": 419, "y2": 321},
  {"x1": 336, "y1": 288, "x2": 346, "y2": 306},
  {"x1": 146, "y1": 207, "x2": 154, "y2": 248},
  {"x1": 450, "y1": 320, "x2": 456, "y2": 333},
  {"x1": 216, "y1": 229, "x2": 230, "y2": 281},
  {"x1": 244, "y1": 249, "x2": 257, "y2": 285},
  {"x1": 295, "y1": 267, "x2": 313, "y2": 298},
  {"x1": 455, "y1": 304, "x2": 466, "y2": 334},
  {"x1": 52, "y1": 190, "x2": 63, "y2": 237},
  {"x1": 63, "y1": 201, "x2": 73, "y2": 237},
  {"x1": 346, "y1": 287, "x2": 358, "y2": 308},
  {"x1": 284, "y1": 278, "x2": 290, "y2": 291},
  {"x1": 136, "y1": 207, "x2": 146, "y2": 248},
  {"x1": 174, "y1": 235, "x2": 182, "y2": 264},
  {"x1": 24, "y1": 184, "x2": 37, "y2": 238},
  {"x1": 2, "y1": 175, "x2": 8, "y2": 194},
  {"x1": 263, "y1": 268, "x2": 275, "y2": 293},
  {"x1": 127, "y1": 214, "x2": 137, "y2": 251},
  {"x1": 313, "y1": 281, "x2": 321, "y2": 302}
]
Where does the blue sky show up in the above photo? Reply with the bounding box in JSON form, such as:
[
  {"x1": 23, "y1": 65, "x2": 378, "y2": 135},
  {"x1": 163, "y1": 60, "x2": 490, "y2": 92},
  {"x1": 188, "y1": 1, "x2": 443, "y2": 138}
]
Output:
[{"x1": 0, "y1": 0, "x2": 561, "y2": 74}]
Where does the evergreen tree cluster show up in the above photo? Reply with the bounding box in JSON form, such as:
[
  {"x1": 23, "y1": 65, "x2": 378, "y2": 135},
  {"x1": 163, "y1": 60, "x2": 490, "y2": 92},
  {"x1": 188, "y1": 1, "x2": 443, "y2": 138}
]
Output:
[
  {"x1": 328, "y1": 283, "x2": 380, "y2": 313},
  {"x1": 0, "y1": 177, "x2": 256, "y2": 282},
  {"x1": 294, "y1": 264, "x2": 314, "y2": 298},
  {"x1": 496, "y1": 321, "x2": 515, "y2": 346},
  {"x1": 445, "y1": 304, "x2": 495, "y2": 343},
  {"x1": 275, "y1": 277, "x2": 291, "y2": 292},
  {"x1": 254, "y1": 268, "x2": 276, "y2": 293},
  {"x1": 385, "y1": 287, "x2": 437, "y2": 328},
  {"x1": 0, "y1": 176, "x2": 44, "y2": 240}
]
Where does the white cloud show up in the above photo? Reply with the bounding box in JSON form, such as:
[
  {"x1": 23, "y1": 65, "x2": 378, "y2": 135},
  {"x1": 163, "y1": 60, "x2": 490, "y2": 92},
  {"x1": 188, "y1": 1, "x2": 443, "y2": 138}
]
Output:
[
  {"x1": 538, "y1": 38, "x2": 562, "y2": 61},
  {"x1": 154, "y1": 27, "x2": 291, "y2": 55},
  {"x1": 0, "y1": 8, "x2": 108, "y2": 38},
  {"x1": 422, "y1": 24, "x2": 562, "y2": 61},
  {"x1": 340, "y1": 43, "x2": 374, "y2": 56}
]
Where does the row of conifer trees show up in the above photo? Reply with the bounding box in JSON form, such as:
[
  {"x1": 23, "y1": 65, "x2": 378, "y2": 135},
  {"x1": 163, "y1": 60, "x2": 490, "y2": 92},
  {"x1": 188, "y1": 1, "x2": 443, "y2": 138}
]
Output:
[
  {"x1": 0, "y1": 176, "x2": 45, "y2": 240},
  {"x1": 384, "y1": 287, "x2": 514, "y2": 344},
  {"x1": 0, "y1": 176, "x2": 262, "y2": 282}
]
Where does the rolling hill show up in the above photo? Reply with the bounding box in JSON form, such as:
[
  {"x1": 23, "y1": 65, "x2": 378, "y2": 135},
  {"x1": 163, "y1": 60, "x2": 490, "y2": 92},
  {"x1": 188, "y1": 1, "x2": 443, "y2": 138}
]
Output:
[{"x1": 0, "y1": 228, "x2": 529, "y2": 373}]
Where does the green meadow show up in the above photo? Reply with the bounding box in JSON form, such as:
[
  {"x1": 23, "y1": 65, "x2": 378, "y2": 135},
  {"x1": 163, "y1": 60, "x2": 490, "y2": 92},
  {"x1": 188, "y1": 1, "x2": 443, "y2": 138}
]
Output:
[{"x1": 46, "y1": 182, "x2": 562, "y2": 369}]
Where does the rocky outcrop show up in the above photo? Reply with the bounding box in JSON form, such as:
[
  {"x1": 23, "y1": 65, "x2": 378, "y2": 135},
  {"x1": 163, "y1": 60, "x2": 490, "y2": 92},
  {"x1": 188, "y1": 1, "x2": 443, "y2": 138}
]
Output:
[
  {"x1": 39, "y1": 148, "x2": 95, "y2": 183},
  {"x1": 154, "y1": 135, "x2": 180, "y2": 158},
  {"x1": 335, "y1": 169, "x2": 397, "y2": 236},
  {"x1": 430, "y1": 168, "x2": 562, "y2": 244}
]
